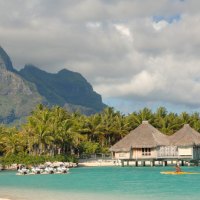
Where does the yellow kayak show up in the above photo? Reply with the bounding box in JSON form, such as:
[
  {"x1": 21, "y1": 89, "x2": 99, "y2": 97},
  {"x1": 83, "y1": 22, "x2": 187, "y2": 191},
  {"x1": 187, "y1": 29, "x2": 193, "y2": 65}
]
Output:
[{"x1": 161, "y1": 171, "x2": 200, "y2": 175}]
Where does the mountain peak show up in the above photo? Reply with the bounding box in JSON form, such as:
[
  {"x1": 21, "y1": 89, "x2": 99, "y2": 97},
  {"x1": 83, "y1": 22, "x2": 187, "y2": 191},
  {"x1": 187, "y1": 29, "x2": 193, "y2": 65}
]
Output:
[
  {"x1": 0, "y1": 46, "x2": 106, "y2": 124},
  {"x1": 0, "y1": 46, "x2": 14, "y2": 71},
  {"x1": 20, "y1": 65, "x2": 106, "y2": 112}
]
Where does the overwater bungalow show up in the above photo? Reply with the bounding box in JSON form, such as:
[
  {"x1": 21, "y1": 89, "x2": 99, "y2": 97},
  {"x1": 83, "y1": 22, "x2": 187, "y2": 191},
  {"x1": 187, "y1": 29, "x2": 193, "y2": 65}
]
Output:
[
  {"x1": 110, "y1": 121, "x2": 200, "y2": 166},
  {"x1": 170, "y1": 124, "x2": 200, "y2": 161},
  {"x1": 110, "y1": 121, "x2": 171, "y2": 160}
]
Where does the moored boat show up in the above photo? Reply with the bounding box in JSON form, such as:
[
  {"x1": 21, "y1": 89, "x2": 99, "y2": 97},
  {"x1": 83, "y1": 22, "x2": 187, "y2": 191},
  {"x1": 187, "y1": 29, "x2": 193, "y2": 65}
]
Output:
[
  {"x1": 57, "y1": 165, "x2": 69, "y2": 174},
  {"x1": 16, "y1": 165, "x2": 69, "y2": 175},
  {"x1": 17, "y1": 167, "x2": 30, "y2": 175},
  {"x1": 31, "y1": 166, "x2": 44, "y2": 174}
]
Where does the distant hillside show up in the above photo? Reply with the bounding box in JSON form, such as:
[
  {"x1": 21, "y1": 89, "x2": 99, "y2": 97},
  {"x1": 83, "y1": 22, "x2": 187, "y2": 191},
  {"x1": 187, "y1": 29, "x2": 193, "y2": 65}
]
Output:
[
  {"x1": 0, "y1": 47, "x2": 44, "y2": 124},
  {"x1": 0, "y1": 46, "x2": 106, "y2": 124}
]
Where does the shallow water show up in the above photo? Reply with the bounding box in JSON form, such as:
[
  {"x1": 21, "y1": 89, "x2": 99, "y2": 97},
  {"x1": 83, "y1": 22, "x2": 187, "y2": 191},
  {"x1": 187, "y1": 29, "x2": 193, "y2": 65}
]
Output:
[{"x1": 0, "y1": 166, "x2": 200, "y2": 200}]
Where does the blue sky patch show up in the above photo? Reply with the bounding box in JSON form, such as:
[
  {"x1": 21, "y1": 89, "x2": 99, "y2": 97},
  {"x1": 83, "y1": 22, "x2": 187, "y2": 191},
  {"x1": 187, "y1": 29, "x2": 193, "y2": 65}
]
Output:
[{"x1": 153, "y1": 14, "x2": 181, "y2": 23}]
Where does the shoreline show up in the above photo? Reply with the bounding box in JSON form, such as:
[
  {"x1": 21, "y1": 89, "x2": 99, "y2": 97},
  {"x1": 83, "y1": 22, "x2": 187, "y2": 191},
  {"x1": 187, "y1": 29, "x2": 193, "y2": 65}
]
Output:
[
  {"x1": 0, "y1": 199, "x2": 11, "y2": 200},
  {"x1": 78, "y1": 159, "x2": 120, "y2": 167},
  {"x1": 0, "y1": 161, "x2": 77, "y2": 171}
]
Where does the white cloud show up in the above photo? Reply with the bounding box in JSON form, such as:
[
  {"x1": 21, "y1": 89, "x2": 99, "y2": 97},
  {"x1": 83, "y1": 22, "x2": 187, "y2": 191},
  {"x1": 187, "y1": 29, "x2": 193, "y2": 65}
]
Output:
[
  {"x1": 86, "y1": 22, "x2": 101, "y2": 28},
  {"x1": 1, "y1": 0, "x2": 200, "y2": 112},
  {"x1": 114, "y1": 24, "x2": 133, "y2": 41},
  {"x1": 152, "y1": 20, "x2": 169, "y2": 31},
  {"x1": 95, "y1": 70, "x2": 163, "y2": 97}
]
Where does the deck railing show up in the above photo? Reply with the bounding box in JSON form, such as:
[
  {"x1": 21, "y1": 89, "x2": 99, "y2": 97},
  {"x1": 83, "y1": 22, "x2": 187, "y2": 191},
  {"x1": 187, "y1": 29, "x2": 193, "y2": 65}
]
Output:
[
  {"x1": 157, "y1": 146, "x2": 178, "y2": 158},
  {"x1": 157, "y1": 152, "x2": 178, "y2": 158}
]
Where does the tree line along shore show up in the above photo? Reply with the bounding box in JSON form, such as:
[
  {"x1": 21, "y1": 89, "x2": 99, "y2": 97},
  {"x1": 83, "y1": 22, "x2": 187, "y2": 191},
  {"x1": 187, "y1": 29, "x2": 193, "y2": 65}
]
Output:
[{"x1": 1, "y1": 104, "x2": 200, "y2": 167}]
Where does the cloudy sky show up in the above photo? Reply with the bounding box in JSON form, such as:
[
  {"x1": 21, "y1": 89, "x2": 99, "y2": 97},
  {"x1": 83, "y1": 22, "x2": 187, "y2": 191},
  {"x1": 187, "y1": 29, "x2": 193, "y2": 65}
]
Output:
[{"x1": 1, "y1": 0, "x2": 200, "y2": 113}]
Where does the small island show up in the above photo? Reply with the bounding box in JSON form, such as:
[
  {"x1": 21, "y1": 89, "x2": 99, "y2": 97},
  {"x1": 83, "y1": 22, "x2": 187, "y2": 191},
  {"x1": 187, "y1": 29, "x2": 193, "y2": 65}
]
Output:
[{"x1": 1, "y1": 106, "x2": 200, "y2": 170}]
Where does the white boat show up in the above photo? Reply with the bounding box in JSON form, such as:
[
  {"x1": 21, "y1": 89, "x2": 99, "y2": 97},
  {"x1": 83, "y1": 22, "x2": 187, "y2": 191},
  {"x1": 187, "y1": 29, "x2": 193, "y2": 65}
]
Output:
[
  {"x1": 16, "y1": 165, "x2": 69, "y2": 175},
  {"x1": 56, "y1": 166, "x2": 69, "y2": 174},
  {"x1": 31, "y1": 167, "x2": 44, "y2": 174},
  {"x1": 17, "y1": 167, "x2": 30, "y2": 175},
  {"x1": 44, "y1": 166, "x2": 56, "y2": 174}
]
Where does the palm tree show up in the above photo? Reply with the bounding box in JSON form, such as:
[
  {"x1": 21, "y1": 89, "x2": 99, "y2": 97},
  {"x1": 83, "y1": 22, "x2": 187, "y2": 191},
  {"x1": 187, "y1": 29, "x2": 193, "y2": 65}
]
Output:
[
  {"x1": 48, "y1": 106, "x2": 70, "y2": 155},
  {"x1": 25, "y1": 105, "x2": 53, "y2": 155},
  {"x1": 111, "y1": 114, "x2": 130, "y2": 143},
  {"x1": 80, "y1": 114, "x2": 102, "y2": 142},
  {"x1": 190, "y1": 112, "x2": 200, "y2": 132},
  {"x1": 98, "y1": 107, "x2": 120, "y2": 147},
  {"x1": 1, "y1": 128, "x2": 25, "y2": 156},
  {"x1": 126, "y1": 108, "x2": 153, "y2": 130},
  {"x1": 179, "y1": 112, "x2": 191, "y2": 125},
  {"x1": 137, "y1": 108, "x2": 153, "y2": 122}
]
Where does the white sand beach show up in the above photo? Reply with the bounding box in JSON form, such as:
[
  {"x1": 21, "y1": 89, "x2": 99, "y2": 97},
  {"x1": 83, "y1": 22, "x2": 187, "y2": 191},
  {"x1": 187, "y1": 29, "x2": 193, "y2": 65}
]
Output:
[{"x1": 78, "y1": 159, "x2": 121, "y2": 167}]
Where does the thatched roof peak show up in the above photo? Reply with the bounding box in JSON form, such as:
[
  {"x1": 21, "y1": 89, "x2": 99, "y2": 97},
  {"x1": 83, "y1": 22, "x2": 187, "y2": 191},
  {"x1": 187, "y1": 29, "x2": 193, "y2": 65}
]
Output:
[
  {"x1": 110, "y1": 121, "x2": 170, "y2": 152},
  {"x1": 170, "y1": 124, "x2": 200, "y2": 147}
]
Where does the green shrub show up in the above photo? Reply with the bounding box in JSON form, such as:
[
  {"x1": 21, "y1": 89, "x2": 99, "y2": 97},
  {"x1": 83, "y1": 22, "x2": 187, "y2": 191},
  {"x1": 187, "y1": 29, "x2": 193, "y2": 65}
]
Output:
[
  {"x1": 78, "y1": 141, "x2": 99, "y2": 155},
  {"x1": 0, "y1": 153, "x2": 77, "y2": 166}
]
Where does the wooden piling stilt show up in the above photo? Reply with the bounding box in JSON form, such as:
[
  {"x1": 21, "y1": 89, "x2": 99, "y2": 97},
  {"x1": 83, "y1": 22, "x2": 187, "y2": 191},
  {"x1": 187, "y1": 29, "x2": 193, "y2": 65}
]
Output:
[
  {"x1": 150, "y1": 161, "x2": 155, "y2": 167},
  {"x1": 127, "y1": 161, "x2": 129, "y2": 166},
  {"x1": 162, "y1": 161, "x2": 167, "y2": 167}
]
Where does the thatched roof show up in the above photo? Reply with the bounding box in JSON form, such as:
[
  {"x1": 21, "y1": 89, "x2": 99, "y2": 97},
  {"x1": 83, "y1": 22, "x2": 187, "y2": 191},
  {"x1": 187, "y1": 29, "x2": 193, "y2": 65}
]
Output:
[
  {"x1": 170, "y1": 124, "x2": 200, "y2": 147},
  {"x1": 110, "y1": 121, "x2": 170, "y2": 151}
]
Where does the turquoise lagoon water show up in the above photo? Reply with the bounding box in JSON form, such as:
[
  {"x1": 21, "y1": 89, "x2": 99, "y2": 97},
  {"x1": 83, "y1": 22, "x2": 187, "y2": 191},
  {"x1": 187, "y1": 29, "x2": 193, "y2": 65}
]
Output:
[{"x1": 1, "y1": 166, "x2": 200, "y2": 200}]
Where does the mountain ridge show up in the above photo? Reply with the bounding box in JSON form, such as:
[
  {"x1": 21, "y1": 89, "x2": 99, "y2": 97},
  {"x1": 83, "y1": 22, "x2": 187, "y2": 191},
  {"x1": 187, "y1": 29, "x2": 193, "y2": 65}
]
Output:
[
  {"x1": 0, "y1": 47, "x2": 106, "y2": 124},
  {"x1": 0, "y1": 46, "x2": 14, "y2": 71}
]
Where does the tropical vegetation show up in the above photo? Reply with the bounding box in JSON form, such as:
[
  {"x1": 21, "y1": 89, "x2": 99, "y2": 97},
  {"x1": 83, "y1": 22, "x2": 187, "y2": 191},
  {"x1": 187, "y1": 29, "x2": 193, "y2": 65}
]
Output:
[{"x1": 1, "y1": 105, "x2": 200, "y2": 165}]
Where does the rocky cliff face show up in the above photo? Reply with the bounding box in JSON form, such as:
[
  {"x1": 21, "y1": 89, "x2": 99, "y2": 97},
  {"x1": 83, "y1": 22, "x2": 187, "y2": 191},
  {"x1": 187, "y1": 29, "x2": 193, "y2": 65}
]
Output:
[
  {"x1": 0, "y1": 68, "x2": 32, "y2": 96},
  {"x1": 0, "y1": 46, "x2": 14, "y2": 71},
  {"x1": 19, "y1": 65, "x2": 105, "y2": 112},
  {"x1": 0, "y1": 47, "x2": 106, "y2": 124},
  {"x1": 0, "y1": 49, "x2": 43, "y2": 124}
]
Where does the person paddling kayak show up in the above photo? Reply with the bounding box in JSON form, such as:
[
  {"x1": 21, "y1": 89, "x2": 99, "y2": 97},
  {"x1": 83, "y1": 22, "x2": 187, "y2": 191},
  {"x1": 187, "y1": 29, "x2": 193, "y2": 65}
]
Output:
[{"x1": 175, "y1": 164, "x2": 181, "y2": 172}]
